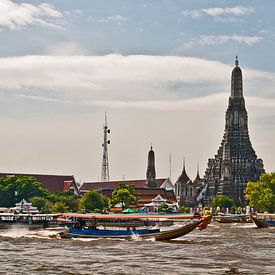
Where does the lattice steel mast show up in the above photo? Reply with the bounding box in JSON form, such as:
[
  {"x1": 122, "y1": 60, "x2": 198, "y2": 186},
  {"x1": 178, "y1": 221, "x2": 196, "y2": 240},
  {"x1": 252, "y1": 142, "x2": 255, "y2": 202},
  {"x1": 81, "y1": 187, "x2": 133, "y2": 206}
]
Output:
[{"x1": 101, "y1": 113, "x2": 110, "y2": 182}]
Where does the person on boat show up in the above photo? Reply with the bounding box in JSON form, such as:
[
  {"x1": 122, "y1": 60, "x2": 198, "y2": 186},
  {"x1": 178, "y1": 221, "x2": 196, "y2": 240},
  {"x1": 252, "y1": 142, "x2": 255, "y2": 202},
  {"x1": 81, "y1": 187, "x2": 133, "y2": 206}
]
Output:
[
  {"x1": 73, "y1": 218, "x2": 86, "y2": 229},
  {"x1": 91, "y1": 216, "x2": 97, "y2": 230}
]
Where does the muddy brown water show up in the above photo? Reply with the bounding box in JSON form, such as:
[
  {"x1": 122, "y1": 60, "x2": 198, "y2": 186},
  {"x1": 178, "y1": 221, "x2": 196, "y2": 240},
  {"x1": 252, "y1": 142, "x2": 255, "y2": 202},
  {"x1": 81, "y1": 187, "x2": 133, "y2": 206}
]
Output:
[{"x1": 0, "y1": 223, "x2": 274, "y2": 274}]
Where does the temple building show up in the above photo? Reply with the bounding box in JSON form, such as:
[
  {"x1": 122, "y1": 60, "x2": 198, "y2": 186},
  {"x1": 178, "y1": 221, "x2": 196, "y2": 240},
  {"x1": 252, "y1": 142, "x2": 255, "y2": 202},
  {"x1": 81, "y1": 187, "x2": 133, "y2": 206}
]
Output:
[
  {"x1": 174, "y1": 162, "x2": 201, "y2": 207},
  {"x1": 198, "y1": 57, "x2": 264, "y2": 205},
  {"x1": 0, "y1": 173, "x2": 80, "y2": 195},
  {"x1": 80, "y1": 146, "x2": 176, "y2": 208}
]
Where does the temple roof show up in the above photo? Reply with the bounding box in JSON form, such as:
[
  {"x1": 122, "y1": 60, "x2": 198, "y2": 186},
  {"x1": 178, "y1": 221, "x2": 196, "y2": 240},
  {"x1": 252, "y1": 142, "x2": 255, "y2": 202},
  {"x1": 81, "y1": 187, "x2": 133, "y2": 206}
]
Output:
[
  {"x1": 80, "y1": 178, "x2": 167, "y2": 191},
  {"x1": 80, "y1": 178, "x2": 176, "y2": 205},
  {"x1": 193, "y1": 173, "x2": 200, "y2": 185},
  {"x1": 177, "y1": 163, "x2": 191, "y2": 185},
  {"x1": 0, "y1": 173, "x2": 78, "y2": 194}
]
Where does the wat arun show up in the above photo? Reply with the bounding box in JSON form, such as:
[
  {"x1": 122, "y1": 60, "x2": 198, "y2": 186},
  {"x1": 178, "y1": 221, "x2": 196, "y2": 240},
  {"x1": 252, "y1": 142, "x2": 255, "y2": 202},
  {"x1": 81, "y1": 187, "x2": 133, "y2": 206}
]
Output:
[{"x1": 199, "y1": 57, "x2": 264, "y2": 206}]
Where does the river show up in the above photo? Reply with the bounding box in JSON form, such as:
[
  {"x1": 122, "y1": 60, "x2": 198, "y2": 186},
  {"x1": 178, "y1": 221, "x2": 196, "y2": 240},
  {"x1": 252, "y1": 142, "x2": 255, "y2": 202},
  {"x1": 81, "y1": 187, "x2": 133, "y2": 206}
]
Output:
[{"x1": 0, "y1": 222, "x2": 274, "y2": 274}]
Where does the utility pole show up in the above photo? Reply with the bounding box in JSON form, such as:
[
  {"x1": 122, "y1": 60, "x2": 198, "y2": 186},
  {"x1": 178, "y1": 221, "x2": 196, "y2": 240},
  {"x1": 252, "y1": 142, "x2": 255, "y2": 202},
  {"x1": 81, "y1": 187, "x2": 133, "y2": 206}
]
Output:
[{"x1": 101, "y1": 112, "x2": 110, "y2": 182}]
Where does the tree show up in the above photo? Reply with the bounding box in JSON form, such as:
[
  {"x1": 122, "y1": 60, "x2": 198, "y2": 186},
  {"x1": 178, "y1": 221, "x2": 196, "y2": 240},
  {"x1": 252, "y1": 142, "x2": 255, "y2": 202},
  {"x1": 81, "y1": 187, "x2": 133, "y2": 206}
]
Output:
[
  {"x1": 51, "y1": 202, "x2": 69, "y2": 213},
  {"x1": 245, "y1": 172, "x2": 275, "y2": 212},
  {"x1": 210, "y1": 195, "x2": 235, "y2": 210},
  {"x1": 50, "y1": 192, "x2": 80, "y2": 212},
  {"x1": 111, "y1": 184, "x2": 137, "y2": 209},
  {"x1": 0, "y1": 176, "x2": 49, "y2": 207},
  {"x1": 79, "y1": 190, "x2": 109, "y2": 212},
  {"x1": 30, "y1": 196, "x2": 52, "y2": 213}
]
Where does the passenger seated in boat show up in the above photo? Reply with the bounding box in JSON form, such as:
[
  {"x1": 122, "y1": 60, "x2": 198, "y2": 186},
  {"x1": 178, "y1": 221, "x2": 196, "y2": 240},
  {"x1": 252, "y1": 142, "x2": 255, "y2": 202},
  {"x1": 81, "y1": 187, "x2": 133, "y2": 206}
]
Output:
[
  {"x1": 73, "y1": 221, "x2": 81, "y2": 229},
  {"x1": 91, "y1": 217, "x2": 97, "y2": 230},
  {"x1": 73, "y1": 218, "x2": 86, "y2": 229}
]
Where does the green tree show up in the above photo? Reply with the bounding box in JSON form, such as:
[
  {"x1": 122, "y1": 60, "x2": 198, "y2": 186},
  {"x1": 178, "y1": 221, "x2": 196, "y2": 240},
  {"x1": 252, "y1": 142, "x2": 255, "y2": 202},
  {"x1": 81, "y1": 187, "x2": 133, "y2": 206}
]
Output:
[
  {"x1": 50, "y1": 192, "x2": 79, "y2": 212},
  {"x1": 0, "y1": 176, "x2": 49, "y2": 207},
  {"x1": 51, "y1": 202, "x2": 69, "y2": 213},
  {"x1": 79, "y1": 190, "x2": 109, "y2": 212},
  {"x1": 210, "y1": 195, "x2": 235, "y2": 209},
  {"x1": 111, "y1": 184, "x2": 137, "y2": 209},
  {"x1": 30, "y1": 196, "x2": 52, "y2": 213},
  {"x1": 245, "y1": 172, "x2": 275, "y2": 212}
]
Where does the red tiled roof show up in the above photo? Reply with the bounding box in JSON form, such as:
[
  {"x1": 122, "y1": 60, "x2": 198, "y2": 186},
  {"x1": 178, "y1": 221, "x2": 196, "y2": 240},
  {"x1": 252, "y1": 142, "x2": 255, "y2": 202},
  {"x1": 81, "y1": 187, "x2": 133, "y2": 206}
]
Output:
[
  {"x1": 79, "y1": 178, "x2": 176, "y2": 206},
  {"x1": 80, "y1": 178, "x2": 167, "y2": 191},
  {"x1": 0, "y1": 173, "x2": 78, "y2": 194},
  {"x1": 89, "y1": 187, "x2": 176, "y2": 205}
]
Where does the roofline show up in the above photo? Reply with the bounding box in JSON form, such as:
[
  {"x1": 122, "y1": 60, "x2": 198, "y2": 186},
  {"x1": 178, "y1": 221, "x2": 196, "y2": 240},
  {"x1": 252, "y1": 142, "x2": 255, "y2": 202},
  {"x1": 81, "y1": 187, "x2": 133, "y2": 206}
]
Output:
[
  {"x1": 0, "y1": 172, "x2": 75, "y2": 177},
  {"x1": 83, "y1": 177, "x2": 169, "y2": 184}
]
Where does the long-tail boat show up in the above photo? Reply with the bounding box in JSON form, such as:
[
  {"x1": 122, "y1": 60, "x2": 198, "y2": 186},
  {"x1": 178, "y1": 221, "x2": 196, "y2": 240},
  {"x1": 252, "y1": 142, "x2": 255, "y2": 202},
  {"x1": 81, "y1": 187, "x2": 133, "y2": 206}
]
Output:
[
  {"x1": 59, "y1": 213, "x2": 211, "y2": 241},
  {"x1": 214, "y1": 214, "x2": 251, "y2": 223},
  {"x1": 250, "y1": 213, "x2": 275, "y2": 228}
]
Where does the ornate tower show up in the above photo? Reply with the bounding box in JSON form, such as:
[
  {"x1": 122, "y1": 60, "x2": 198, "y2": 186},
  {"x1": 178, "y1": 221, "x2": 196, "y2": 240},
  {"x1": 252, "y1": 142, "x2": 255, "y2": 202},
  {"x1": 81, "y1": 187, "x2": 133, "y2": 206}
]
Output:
[
  {"x1": 146, "y1": 146, "x2": 157, "y2": 187},
  {"x1": 100, "y1": 113, "x2": 110, "y2": 182},
  {"x1": 200, "y1": 57, "x2": 264, "y2": 205}
]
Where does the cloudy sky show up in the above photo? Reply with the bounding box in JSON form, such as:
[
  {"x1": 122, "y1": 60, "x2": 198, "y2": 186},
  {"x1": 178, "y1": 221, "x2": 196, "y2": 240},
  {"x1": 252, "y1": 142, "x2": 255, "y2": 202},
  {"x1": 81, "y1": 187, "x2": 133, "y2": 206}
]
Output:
[{"x1": 0, "y1": 0, "x2": 274, "y2": 184}]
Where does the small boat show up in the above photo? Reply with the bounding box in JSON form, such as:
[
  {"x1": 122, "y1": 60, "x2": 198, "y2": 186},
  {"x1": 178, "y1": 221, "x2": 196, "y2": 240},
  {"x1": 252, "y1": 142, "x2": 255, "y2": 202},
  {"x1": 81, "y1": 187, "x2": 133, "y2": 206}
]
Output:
[
  {"x1": 250, "y1": 213, "x2": 275, "y2": 228},
  {"x1": 214, "y1": 214, "x2": 251, "y2": 223},
  {"x1": 59, "y1": 213, "x2": 211, "y2": 241}
]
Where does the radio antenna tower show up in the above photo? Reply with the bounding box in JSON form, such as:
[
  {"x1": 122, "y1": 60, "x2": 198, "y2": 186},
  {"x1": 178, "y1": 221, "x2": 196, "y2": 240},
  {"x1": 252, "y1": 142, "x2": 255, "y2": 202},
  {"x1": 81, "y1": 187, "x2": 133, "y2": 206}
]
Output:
[{"x1": 101, "y1": 112, "x2": 110, "y2": 182}]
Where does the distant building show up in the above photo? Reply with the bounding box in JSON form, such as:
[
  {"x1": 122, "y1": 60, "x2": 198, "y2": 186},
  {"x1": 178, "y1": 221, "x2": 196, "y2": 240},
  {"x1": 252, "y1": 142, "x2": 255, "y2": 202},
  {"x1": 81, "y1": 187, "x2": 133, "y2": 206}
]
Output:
[
  {"x1": 0, "y1": 173, "x2": 80, "y2": 195},
  {"x1": 80, "y1": 147, "x2": 176, "y2": 207},
  {"x1": 174, "y1": 163, "x2": 201, "y2": 207},
  {"x1": 198, "y1": 57, "x2": 264, "y2": 205}
]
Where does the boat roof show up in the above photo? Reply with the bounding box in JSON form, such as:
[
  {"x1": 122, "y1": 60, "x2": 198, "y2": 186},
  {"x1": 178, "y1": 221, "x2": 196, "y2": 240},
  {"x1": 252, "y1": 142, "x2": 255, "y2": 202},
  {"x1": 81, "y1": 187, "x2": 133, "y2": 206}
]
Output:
[{"x1": 62, "y1": 213, "x2": 197, "y2": 220}]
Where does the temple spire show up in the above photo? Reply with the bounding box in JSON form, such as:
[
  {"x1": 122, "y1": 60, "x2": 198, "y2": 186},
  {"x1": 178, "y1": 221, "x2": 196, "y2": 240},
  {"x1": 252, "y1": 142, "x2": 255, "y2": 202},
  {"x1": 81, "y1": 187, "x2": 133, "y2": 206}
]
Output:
[
  {"x1": 198, "y1": 58, "x2": 264, "y2": 206},
  {"x1": 146, "y1": 145, "x2": 156, "y2": 187},
  {"x1": 196, "y1": 162, "x2": 200, "y2": 177},
  {"x1": 231, "y1": 56, "x2": 243, "y2": 98},
  {"x1": 235, "y1": 55, "x2": 239, "y2": 67}
]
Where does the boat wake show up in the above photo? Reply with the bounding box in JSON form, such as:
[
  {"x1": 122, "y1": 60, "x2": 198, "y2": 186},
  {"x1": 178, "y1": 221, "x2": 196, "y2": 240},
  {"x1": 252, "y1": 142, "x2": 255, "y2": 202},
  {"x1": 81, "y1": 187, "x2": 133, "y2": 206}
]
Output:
[
  {"x1": 0, "y1": 228, "x2": 61, "y2": 239},
  {"x1": 0, "y1": 227, "x2": 31, "y2": 238}
]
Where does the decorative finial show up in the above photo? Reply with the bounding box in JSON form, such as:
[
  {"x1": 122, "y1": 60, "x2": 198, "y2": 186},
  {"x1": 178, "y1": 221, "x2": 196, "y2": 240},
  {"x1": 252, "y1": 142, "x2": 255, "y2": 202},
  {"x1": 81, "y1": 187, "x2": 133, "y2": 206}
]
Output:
[
  {"x1": 235, "y1": 55, "x2": 239, "y2": 67},
  {"x1": 150, "y1": 143, "x2": 153, "y2": 150}
]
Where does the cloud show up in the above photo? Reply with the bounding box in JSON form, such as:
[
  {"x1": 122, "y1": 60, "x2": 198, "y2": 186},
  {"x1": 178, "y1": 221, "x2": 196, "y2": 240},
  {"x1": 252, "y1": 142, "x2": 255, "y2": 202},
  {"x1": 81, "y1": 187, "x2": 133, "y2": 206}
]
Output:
[
  {"x1": 184, "y1": 35, "x2": 262, "y2": 47},
  {"x1": 0, "y1": 54, "x2": 232, "y2": 93},
  {"x1": 0, "y1": 54, "x2": 274, "y2": 104},
  {"x1": 182, "y1": 6, "x2": 254, "y2": 21},
  {"x1": 0, "y1": 0, "x2": 63, "y2": 30},
  {"x1": 96, "y1": 15, "x2": 127, "y2": 26},
  {"x1": 202, "y1": 6, "x2": 254, "y2": 17},
  {"x1": 182, "y1": 10, "x2": 202, "y2": 18},
  {"x1": 45, "y1": 42, "x2": 89, "y2": 56},
  {"x1": 82, "y1": 94, "x2": 228, "y2": 111}
]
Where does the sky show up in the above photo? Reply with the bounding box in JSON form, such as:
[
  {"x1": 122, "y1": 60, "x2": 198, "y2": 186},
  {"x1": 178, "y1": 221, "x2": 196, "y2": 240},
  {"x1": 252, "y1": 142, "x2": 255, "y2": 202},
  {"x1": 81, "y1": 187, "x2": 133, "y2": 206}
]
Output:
[{"x1": 0, "y1": 0, "x2": 274, "y2": 184}]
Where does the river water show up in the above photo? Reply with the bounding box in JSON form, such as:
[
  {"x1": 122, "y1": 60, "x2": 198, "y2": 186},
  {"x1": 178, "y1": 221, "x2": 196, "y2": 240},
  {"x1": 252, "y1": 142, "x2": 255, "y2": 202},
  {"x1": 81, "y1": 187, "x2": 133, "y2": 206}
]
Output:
[{"x1": 0, "y1": 223, "x2": 274, "y2": 275}]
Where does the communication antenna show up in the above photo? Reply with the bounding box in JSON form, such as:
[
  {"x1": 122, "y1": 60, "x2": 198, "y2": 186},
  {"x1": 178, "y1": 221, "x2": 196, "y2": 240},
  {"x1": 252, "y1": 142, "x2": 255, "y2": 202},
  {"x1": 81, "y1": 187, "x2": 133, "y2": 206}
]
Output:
[
  {"x1": 101, "y1": 112, "x2": 110, "y2": 182},
  {"x1": 169, "y1": 153, "x2": 172, "y2": 179}
]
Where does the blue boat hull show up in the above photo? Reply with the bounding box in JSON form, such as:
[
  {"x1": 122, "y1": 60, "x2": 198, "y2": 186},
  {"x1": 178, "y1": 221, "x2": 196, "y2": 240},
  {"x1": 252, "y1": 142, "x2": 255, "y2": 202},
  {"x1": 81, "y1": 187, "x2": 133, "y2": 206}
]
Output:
[{"x1": 62, "y1": 228, "x2": 160, "y2": 239}]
